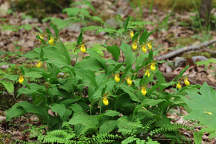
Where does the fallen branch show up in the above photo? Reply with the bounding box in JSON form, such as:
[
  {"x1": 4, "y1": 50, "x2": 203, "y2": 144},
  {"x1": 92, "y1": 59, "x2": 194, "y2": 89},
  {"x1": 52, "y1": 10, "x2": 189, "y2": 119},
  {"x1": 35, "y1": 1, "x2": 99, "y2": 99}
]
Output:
[{"x1": 155, "y1": 39, "x2": 216, "y2": 60}]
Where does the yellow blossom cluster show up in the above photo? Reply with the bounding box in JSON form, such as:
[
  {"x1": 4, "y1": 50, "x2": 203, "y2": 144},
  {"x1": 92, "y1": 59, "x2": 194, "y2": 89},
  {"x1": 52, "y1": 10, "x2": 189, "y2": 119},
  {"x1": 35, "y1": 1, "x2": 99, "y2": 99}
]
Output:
[
  {"x1": 176, "y1": 77, "x2": 190, "y2": 89},
  {"x1": 130, "y1": 31, "x2": 152, "y2": 52}
]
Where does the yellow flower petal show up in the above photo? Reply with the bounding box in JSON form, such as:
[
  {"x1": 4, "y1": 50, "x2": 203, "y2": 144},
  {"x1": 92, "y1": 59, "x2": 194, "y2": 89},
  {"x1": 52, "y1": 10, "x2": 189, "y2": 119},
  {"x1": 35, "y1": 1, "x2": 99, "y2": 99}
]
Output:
[
  {"x1": 142, "y1": 45, "x2": 147, "y2": 53},
  {"x1": 114, "y1": 74, "x2": 120, "y2": 83},
  {"x1": 39, "y1": 34, "x2": 44, "y2": 40},
  {"x1": 48, "y1": 37, "x2": 54, "y2": 45},
  {"x1": 130, "y1": 31, "x2": 134, "y2": 39},
  {"x1": 147, "y1": 42, "x2": 152, "y2": 50},
  {"x1": 132, "y1": 41, "x2": 138, "y2": 51},
  {"x1": 150, "y1": 63, "x2": 156, "y2": 71},
  {"x1": 184, "y1": 77, "x2": 190, "y2": 86},
  {"x1": 103, "y1": 97, "x2": 109, "y2": 106},
  {"x1": 80, "y1": 44, "x2": 87, "y2": 53},
  {"x1": 36, "y1": 61, "x2": 42, "y2": 68},
  {"x1": 141, "y1": 86, "x2": 147, "y2": 96},
  {"x1": 145, "y1": 70, "x2": 150, "y2": 77},
  {"x1": 176, "y1": 82, "x2": 182, "y2": 89},
  {"x1": 18, "y1": 75, "x2": 24, "y2": 84},
  {"x1": 126, "y1": 77, "x2": 132, "y2": 85}
]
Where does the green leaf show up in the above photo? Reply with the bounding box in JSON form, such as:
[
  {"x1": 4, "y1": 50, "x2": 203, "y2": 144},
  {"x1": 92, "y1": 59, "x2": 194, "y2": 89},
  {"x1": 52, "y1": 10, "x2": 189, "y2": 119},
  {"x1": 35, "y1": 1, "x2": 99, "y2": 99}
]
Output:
[
  {"x1": 56, "y1": 41, "x2": 71, "y2": 65},
  {"x1": 104, "y1": 110, "x2": 120, "y2": 117},
  {"x1": 6, "y1": 104, "x2": 24, "y2": 121},
  {"x1": 63, "y1": 8, "x2": 80, "y2": 16},
  {"x1": 44, "y1": 45, "x2": 70, "y2": 68},
  {"x1": 90, "y1": 44, "x2": 106, "y2": 56},
  {"x1": 184, "y1": 83, "x2": 216, "y2": 129},
  {"x1": 69, "y1": 112, "x2": 99, "y2": 134},
  {"x1": 20, "y1": 24, "x2": 32, "y2": 31},
  {"x1": 2, "y1": 74, "x2": 18, "y2": 81},
  {"x1": 91, "y1": 16, "x2": 104, "y2": 23},
  {"x1": 196, "y1": 58, "x2": 216, "y2": 67},
  {"x1": 75, "y1": 68, "x2": 97, "y2": 88},
  {"x1": 106, "y1": 45, "x2": 120, "y2": 61},
  {"x1": 120, "y1": 85, "x2": 140, "y2": 102},
  {"x1": 0, "y1": 80, "x2": 14, "y2": 94},
  {"x1": 70, "y1": 104, "x2": 84, "y2": 113},
  {"x1": 139, "y1": 29, "x2": 153, "y2": 44},
  {"x1": 77, "y1": 31, "x2": 83, "y2": 46},
  {"x1": 24, "y1": 71, "x2": 42, "y2": 79},
  {"x1": 193, "y1": 131, "x2": 203, "y2": 144},
  {"x1": 117, "y1": 116, "x2": 142, "y2": 136},
  {"x1": 123, "y1": 16, "x2": 130, "y2": 31},
  {"x1": 132, "y1": 31, "x2": 140, "y2": 42},
  {"x1": 99, "y1": 120, "x2": 117, "y2": 134},
  {"x1": 142, "y1": 99, "x2": 165, "y2": 106},
  {"x1": 18, "y1": 83, "x2": 46, "y2": 96},
  {"x1": 121, "y1": 136, "x2": 139, "y2": 144},
  {"x1": 135, "y1": 52, "x2": 148, "y2": 71},
  {"x1": 88, "y1": 49, "x2": 107, "y2": 72},
  {"x1": 51, "y1": 104, "x2": 66, "y2": 119},
  {"x1": 6, "y1": 101, "x2": 48, "y2": 122},
  {"x1": 89, "y1": 81, "x2": 107, "y2": 103},
  {"x1": 120, "y1": 43, "x2": 135, "y2": 71},
  {"x1": 50, "y1": 23, "x2": 59, "y2": 38}
]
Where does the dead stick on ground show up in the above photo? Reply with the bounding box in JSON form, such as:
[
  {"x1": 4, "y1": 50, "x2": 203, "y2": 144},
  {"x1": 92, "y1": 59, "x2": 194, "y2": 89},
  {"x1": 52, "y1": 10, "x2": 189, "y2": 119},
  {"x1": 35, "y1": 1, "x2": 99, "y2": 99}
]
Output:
[{"x1": 155, "y1": 39, "x2": 216, "y2": 60}]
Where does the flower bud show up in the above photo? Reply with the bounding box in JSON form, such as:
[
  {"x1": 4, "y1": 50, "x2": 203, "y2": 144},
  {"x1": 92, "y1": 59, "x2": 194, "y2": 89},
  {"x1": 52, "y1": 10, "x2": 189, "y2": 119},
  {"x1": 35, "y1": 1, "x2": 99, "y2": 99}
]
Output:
[
  {"x1": 114, "y1": 74, "x2": 120, "y2": 83},
  {"x1": 103, "y1": 97, "x2": 109, "y2": 106},
  {"x1": 48, "y1": 37, "x2": 54, "y2": 45},
  {"x1": 141, "y1": 86, "x2": 147, "y2": 96},
  {"x1": 18, "y1": 75, "x2": 24, "y2": 84}
]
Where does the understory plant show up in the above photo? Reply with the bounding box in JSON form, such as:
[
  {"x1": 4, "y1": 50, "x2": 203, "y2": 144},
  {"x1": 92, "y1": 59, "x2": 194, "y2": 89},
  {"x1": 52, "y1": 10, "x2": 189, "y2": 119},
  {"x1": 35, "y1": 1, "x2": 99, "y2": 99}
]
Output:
[{"x1": 5, "y1": 18, "x2": 193, "y2": 143}]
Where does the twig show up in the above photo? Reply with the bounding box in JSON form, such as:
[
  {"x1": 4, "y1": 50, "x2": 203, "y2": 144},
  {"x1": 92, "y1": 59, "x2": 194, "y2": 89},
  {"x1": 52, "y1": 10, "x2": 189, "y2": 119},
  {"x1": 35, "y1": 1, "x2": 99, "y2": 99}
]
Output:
[{"x1": 155, "y1": 39, "x2": 216, "y2": 60}]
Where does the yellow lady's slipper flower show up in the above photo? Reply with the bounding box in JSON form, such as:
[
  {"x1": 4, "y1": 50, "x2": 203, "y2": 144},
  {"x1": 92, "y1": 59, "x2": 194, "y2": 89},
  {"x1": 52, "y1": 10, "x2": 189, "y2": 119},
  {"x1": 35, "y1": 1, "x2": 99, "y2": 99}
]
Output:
[
  {"x1": 18, "y1": 75, "x2": 24, "y2": 84},
  {"x1": 114, "y1": 74, "x2": 120, "y2": 83},
  {"x1": 176, "y1": 82, "x2": 182, "y2": 89},
  {"x1": 184, "y1": 77, "x2": 190, "y2": 86},
  {"x1": 145, "y1": 70, "x2": 150, "y2": 77},
  {"x1": 103, "y1": 97, "x2": 109, "y2": 106},
  {"x1": 39, "y1": 34, "x2": 44, "y2": 40},
  {"x1": 36, "y1": 61, "x2": 42, "y2": 68},
  {"x1": 131, "y1": 41, "x2": 138, "y2": 51},
  {"x1": 142, "y1": 45, "x2": 147, "y2": 53},
  {"x1": 141, "y1": 86, "x2": 147, "y2": 96},
  {"x1": 80, "y1": 44, "x2": 87, "y2": 53},
  {"x1": 130, "y1": 31, "x2": 134, "y2": 39},
  {"x1": 147, "y1": 42, "x2": 152, "y2": 50},
  {"x1": 126, "y1": 77, "x2": 132, "y2": 86},
  {"x1": 150, "y1": 63, "x2": 156, "y2": 71},
  {"x1": 48, "y1": 37, "x2": 54, "y2": 45}
]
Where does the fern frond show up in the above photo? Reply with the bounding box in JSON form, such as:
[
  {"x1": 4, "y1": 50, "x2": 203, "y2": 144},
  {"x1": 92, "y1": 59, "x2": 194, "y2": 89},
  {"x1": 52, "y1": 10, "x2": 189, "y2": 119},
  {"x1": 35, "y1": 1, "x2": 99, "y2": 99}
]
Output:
[
  {"x1": 90, "y1": 133, "x2": 121, "y2": 144},
  {"x1": 38, "y1": 129, "x2": 76, "y2": 144},
  {"x1": 150, "y1": 123, "x2": 189, "y2": 136}
]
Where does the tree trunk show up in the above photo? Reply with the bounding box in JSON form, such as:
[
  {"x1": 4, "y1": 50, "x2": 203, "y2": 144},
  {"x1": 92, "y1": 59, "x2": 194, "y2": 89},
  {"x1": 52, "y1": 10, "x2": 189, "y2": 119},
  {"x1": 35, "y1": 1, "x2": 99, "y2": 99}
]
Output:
[{"x1": 199, "y1": 0, "x2": 212, "y2": 25}]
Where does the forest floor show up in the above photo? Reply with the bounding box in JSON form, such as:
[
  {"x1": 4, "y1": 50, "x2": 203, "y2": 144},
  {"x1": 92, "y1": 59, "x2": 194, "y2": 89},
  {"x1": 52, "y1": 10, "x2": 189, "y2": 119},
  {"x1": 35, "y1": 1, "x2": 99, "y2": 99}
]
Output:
[{"x1": 0, "y1": 0, "x2": 216, "y2": 143}]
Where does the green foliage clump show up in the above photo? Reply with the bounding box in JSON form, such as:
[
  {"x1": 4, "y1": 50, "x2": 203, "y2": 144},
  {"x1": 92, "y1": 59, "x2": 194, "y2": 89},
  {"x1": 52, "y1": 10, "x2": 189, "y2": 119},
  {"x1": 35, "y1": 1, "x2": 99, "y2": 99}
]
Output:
[
  {"x1": 5, "y1": 20, "x2": 192, "y2": 143},
  {"x1": 4, "y1": 2, "x2": 197, "y2": 142},
  {"x1": 10, "y1": 0, "x2": 71, "y2": 19},
  {"x1": 184, "y1": 83, "x2": 216, "y2": 140}
]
